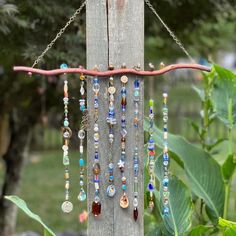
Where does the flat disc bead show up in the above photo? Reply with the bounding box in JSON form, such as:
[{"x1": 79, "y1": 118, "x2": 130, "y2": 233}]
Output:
[
  {"x1": 61, "y1": 201, "x2": 73, "y2": 213},
  {"x1": 121, "y1": 75, "x2": 128, "y2": 83}
]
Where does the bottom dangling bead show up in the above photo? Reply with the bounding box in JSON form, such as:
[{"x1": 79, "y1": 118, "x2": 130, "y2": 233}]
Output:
[
  {"x1": 133, "y1": 207, "x2": 138, "y2": 221},
  {"x1": 92, "y1": 201, "x2": 101, "y2": 216}
]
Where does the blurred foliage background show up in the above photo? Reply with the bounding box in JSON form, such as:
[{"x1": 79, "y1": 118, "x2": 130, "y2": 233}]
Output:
[{"x1": 0, "y1": 0, "x2": 236, "y2": 235}]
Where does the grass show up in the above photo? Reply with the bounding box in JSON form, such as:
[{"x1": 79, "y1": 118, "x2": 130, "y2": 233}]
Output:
[{"x1": 15, "y1": 150, "x2": 87, "y2": 234}]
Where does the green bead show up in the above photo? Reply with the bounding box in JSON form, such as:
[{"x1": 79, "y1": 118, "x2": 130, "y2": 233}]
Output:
[
  {"x1": 63, "y1": 156, "x2": 70, "y2": 165},
  {"x1": 149, "y1": 99, "x2": 154, "y2": 107},
  {"x1": 163, "y1": 191, "x2": 169, "y2": 197}
]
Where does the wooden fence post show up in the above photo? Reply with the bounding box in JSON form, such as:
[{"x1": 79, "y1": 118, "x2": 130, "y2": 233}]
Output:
[{"x1": 87, "y1": 1, "x2": 144, "y2": 235}]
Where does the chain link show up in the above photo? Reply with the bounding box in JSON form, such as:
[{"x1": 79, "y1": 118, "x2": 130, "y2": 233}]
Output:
[
  {"x1": 32, "y1": 0, "x2": 194, "y2": 67},
  {"x1": 31, "y1": 0, "x2": 87, "y2": 68},
  {"x1": 144, "y1": 0, "x2": 195, "y2": 63}
]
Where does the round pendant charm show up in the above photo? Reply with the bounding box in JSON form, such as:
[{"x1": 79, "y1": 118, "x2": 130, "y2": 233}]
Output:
[
  {"x1": 108, "y1": 86, "x2": 116, "y2": 95},
  {"x1": 62, "y1": 127, "x2": 72, "y2": 139},
  {"x1": 106, "y1": 184, "x2": 116, "y2": 197},
  {"x1": 61, "y1": 201, "x2": 73, "y2": 213},
  {"x1": 78, "y1": 130, "x2": 85, "y2": 139},
  {"x1": 120, "y1": 194, "x2": 129, "y2": 208},
  {"x1": 121, "y1": 75, "x2": 128, "y2": 84}
]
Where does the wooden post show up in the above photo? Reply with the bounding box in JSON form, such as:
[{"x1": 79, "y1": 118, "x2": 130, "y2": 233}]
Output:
[{"x1": 87, "y1": 1, "x2": 144, "y2": 235}]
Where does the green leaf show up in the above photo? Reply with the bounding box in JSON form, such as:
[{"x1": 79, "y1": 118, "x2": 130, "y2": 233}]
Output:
[
  {"x1": 153, "y1": 156, "x2": 193, "y2": 236},
  {"x1": 222, "y1": 154, "x2": 236, "y2": 181},
  {"x1": 192, "y1": 85, "x2": 205, "y2": 101},
  {"x1": 144, "y1": 212, "x2": 164, "y2": 236},
  {"x1": 5, "y1": 196, "x2": 55, "y2": 236},
  {"x1": 212, "y1": 64, "x2": 236, "y2": 129},
  {"x1": 188, "y1": 225, "x2": 212, "y2": 236},
  {"x1": 218, "y1": 217, "x2": 236, "y2": 235},
  {"x1": 205, "y1": 138, "x2": 227, "y2": 151},
  {"x1": 190, "y1": 120, "x2": 201, "y2": 136},
  {"x1": 144, "y1": 118, "x2": 225, "y2": 221}
]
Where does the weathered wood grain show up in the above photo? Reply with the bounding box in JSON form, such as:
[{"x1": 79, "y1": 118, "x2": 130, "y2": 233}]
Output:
[
  {"x1": 87, "y1": 1, "x2": 144, "y2": 235},
  {"x1": 86, "y1": 1, "x2": 113, "y2": 235},
  {"x1": 108, "y1": 1, "x2": 144, "y2": 236}
]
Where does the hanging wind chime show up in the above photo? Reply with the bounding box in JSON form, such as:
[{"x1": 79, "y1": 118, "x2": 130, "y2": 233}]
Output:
[{"x1": 13, "y1": 0, "x2": 211, "y2": 223}]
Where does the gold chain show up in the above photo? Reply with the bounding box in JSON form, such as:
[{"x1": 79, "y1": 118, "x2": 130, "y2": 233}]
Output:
[
  {"x1": 31, "y1": 0, "x2": 87, "y2": 68},
  {"x1": 144, "y1": 0, "x2": 195, "y2": 63}
]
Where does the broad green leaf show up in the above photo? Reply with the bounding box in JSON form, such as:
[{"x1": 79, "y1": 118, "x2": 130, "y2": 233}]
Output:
[
  {"x1": 218, "y1": 217, "x2": 236, "y2": 235},
  {"x1": 212, "y1": 64, "x2": 236, "y2": 129},
  {"x1": 188, "y1": 225, "x2": 212, "y2": 236},
  {"x1": 153, "y1": 156, "x2": 193, "y2": 236},
  {"x1": 144, "y1": 118, "x2": 225, "y2": 220},
  {"x1": 5, "y1": 196, "x2": 55, "y2": 236},
  {"x1": 222, "y1": 154, "x2": 236, "y2": 181},
  {"x1": 144, "y1": 212, "x2": 164, "y2": 236}
]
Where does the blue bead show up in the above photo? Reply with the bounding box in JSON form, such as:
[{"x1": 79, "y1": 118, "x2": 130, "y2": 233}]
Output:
[
  {"x1": 163, "y1": 153, "x2": 169, "y2": 161},
  {"x1": 163, "y1": 178, "x2": 169, "y2": 187},
  {"x1": 80, "y1": 105, "x2": 86, "y2": 112},
  {"x1": 64, "y1": 120, "x2": 69, "y2": 127},
  {"x1": 163, "y1": 207, "x2": 169, "y2": 216},
  {"x1": 79, "y1": 158, "x2": 84, "y2": 166},
  {"x1": 148, "y1": 182, "x2": 155, "y2": 191},
  {"x1": 134, "y1": 80, "x2": 140, "y2": 88},
  {"x1": 93, "y1": 77, "x2": 98, "y2": 83},
  {"x1": 109, "y1": 176, "x2": 114, "y2": 181},
  {"x1": 60, "y1": 63, "x2": 68, "y2": 69},
  {"x1": 134, "y1": 90, "x2": 139, "y2": 97},
  {"x1": 122, "y1": 184, "x2": 127, "y2": 190}
]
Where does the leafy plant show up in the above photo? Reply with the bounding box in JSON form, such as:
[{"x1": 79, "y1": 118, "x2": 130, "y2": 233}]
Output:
[
  {"x1": 218, "y1": 218, "x2": 236, "y2": 236},
  {"x1": 144, "y1": 64, "x2": 236, "y2": 235},
  {"x1": 5, "y1": 196, "x2": 56, "y2": 236}
]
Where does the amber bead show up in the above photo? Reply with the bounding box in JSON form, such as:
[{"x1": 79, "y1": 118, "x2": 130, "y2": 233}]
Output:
[
  {"x1": 93, "y1": 163, "x2": 101, "y2": 175},
  {"x1": 134, "y1": 117, "x2": 139, "y2": 124},
  {"x1": 121, "y1": 97, "x2": 127, "y2": 106},
  {"x1": 92, "y1": 201, "x2": 101, "y2": 216}
]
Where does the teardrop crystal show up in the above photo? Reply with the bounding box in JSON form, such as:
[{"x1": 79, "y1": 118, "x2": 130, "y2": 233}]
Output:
[
  {"x1": 133, "y1": 207, "x2": 138, "y2": 221},
  {"x1": 78, "y1": 189, "x2": 86, "y2": 201},
  {"x1": 80, "y1": 86, "x2": 85, "y2": 95},
  {"x1": 92, "y1": 201, "x2": 101, "y2": 216}
]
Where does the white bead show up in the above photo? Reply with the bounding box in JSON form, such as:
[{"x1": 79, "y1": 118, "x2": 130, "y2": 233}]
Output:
[
  {"x1": 80, "y1": 145, "x2": 83, "y2": 154},
  {"x1": 163, "y1": 93, "x2": 168, "y2": 98},
  {"x1": 95, "y1": 182, "x2": 99, "y2": 190},
  {"x1": 94, "y1": 124, "x2": 99, "y2": 132},
  {"x1": 133, "y1": 198, "x2": 138, "y2": 207},
  {"x1": 164, "y1": 132, "x2": 168, "y2": 139}
]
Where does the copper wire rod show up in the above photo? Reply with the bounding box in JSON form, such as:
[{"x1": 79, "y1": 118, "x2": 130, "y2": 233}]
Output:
[{"x1": 13, "y1": 64, "x2": 211, "y2": 76}]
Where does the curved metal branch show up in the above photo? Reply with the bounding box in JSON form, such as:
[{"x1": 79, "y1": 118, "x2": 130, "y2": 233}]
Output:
[{"x1": 13, "y1": 64, "x2": 211, "y2": 77}]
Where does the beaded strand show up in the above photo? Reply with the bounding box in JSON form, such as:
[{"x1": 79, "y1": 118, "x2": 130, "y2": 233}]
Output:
[
  {"x1": 162, "y1": 93, "x2": 170, "y2": 216},
  {"x1": 133, "y1": 79, "x2": 140, "y2": 221},
  {"x1": 61, "y1": 63, "x2": 73, "y2": 214},
  {"x1": 147, "y1": 99, "x2": 155, "y2": 211},
  {"x1": 91, "y1": 77, "x2": 101, "y2": 217},
  {"x1": 77, "y1": 74, "x2": 87, "y2": 202},
  {"x1": 118, "y1": 75, "x2": 129, "y2": 208},
  {"x1": 106, "y1": 76, "x2": 117, "y2": 198}
]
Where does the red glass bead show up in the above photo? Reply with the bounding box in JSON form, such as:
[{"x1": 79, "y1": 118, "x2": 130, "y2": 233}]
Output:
[
  {"x1": 133, "y1": 207, "x2": 138, "y2": 221},
  {"x1": 149, "y1": 150, "x2": 155, "y2": 156},
  {"x1": 92, "y1": 201, "x2": 101, "y2": 216}
]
